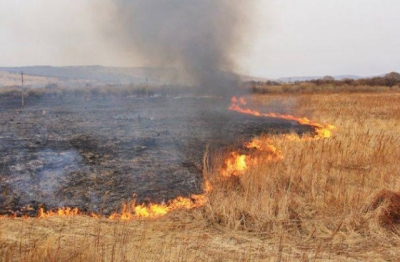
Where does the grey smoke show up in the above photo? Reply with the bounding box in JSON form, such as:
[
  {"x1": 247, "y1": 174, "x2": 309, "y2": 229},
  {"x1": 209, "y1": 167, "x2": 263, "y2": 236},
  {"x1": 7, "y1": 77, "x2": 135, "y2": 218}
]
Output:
[{"x1": 108, "y1": 0, "x2": 255, "y2": 95}]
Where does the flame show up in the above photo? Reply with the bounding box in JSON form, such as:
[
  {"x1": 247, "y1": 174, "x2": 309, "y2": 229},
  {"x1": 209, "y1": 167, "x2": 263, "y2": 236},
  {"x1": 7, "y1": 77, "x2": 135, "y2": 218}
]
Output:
[
  {"x1": 36, "y1": 193, "x2": 207, "y2": 221},
  {"x1": 107, "y1": 193, "x2": 208, "y2": 221},
  {"x1": 109, "y1": 203, "x2": 169, "y2": 220},
  {"x1": 3, "y1": 96, "x2": 336, "y2": 221},
  {"x1": 219, "y1": 137, "x2": 285, "y2": 177},
  {"x1": 220, "y1": 152, "x2": 248, "y2": 177},
  {"x1": 245, "y1": 138, "x2": 281, "y2": 155},
  {"x1": 229, "y1": 96, "x2": 336, "y2": 138},
  {"x1": 38, "y1": 207, "x2": 80, "y2": 218},
  {"x1": 218, "y1": 97, "x2": 336, "y2": 177}
]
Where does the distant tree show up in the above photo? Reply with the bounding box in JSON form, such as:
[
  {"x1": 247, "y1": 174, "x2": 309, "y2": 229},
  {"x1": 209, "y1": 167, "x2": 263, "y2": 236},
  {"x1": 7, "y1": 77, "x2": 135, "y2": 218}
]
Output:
[
  {"x1": 342, "y1": 78, "x2": 355, "y2": 86},
  {"x1": 322, "y1": 76, "x2": 335, "y2": 81},
  {"x1": 382, "y1": 72, "x2": 400, "y2": 87},
  {"x1": 384, "y1": 72, "x2": 400, "y2": 81}
]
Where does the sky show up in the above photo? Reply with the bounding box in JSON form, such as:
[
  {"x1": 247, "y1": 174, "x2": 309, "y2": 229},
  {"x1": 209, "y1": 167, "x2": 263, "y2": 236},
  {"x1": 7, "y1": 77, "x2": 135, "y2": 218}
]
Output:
[{"x1": 0, "y1": 0, "x2": 399, "y2": 79}]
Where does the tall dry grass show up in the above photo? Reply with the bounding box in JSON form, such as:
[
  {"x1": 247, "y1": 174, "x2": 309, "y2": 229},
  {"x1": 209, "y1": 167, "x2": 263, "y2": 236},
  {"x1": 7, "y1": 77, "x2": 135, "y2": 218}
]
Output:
[
  {"x1": 202, "y1": 92, "x2": 400, "y2": 259},
  {"x1": 1, "y1": 92, "x2": 400, "y2": 261}
]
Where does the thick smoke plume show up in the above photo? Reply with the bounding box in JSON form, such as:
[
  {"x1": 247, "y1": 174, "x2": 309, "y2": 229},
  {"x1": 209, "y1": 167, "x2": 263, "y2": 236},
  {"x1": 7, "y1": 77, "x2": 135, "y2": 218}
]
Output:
[{"x1": 109, "y1": 0, "x2": 255, "y2": 94}]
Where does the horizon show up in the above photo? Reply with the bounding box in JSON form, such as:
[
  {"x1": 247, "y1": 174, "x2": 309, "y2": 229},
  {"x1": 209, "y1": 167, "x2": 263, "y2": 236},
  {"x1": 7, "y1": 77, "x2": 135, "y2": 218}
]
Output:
[{"x1": 0, "y1": 64, "x2": 393, "y2": 80}]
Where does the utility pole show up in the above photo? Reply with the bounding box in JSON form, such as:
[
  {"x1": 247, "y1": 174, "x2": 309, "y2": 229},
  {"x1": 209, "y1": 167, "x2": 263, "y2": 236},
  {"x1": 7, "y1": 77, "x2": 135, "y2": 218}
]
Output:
[
  {"x1": 21, "y1": 71, "x2": 24, "y2": 107},
  {"x1": 145, "y1": 78, "x2": 148, "y2": 97}
]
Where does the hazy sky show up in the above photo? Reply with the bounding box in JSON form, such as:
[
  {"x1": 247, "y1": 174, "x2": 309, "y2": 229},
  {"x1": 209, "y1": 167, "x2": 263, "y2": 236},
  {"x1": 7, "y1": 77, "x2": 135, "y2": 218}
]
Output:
[{"x1": 0, "y1": 0, "x2": 399, "y2": 78}]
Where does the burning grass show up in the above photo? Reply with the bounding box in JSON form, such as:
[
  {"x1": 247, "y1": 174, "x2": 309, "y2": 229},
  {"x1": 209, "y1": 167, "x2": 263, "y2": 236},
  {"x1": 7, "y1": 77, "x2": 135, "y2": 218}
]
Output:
[{"x1": 1, "y1": 92, "x2": 400, "y2": 261}]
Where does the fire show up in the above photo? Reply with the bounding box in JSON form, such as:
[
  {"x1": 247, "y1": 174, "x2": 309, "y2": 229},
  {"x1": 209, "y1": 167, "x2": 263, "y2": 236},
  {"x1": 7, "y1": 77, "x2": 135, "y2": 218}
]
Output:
[
  {"x1": 220, "y1": 152, "x2": 248, "y2": 177},
  {"x1": 218, "y1": 97, "x2": 336, "y2": 177},
  {"x1": 109, "y1": 203, "x2": 168, "y2": 220},
  {"x1": 4, "y1": 95, "x2": 336, "y2": 221},
  {"x1": 229, "y1": 96, "x2": 336, "y2": 138},
  {"x1": 219, "y1": 137, "x2": 285, "y2": 177},
  {"x1": 36, "y1": 193, "x2": 207, "y2": 221},
  {"x1": 38, "y1": 207, "x2": 80, "y2": 218},
  {"x1": 107, "y1": 193, "x2": 208, "y2": 220},
  {"x1": 245, "y1": 138, "x2": 281, "y2": 155}
]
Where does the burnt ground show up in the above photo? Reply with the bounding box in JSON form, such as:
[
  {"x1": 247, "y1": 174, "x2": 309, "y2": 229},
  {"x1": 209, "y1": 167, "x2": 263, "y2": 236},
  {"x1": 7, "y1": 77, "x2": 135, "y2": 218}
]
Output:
[{"x1": 0, "y1": 95, "x2": 312, "y2": 216}]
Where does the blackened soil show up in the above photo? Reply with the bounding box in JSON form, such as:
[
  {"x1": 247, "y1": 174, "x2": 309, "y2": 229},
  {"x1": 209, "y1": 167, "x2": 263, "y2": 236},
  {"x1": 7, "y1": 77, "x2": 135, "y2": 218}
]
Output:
[{"x1": 0, "y1": 95, "x2": 311, "y2": 215}]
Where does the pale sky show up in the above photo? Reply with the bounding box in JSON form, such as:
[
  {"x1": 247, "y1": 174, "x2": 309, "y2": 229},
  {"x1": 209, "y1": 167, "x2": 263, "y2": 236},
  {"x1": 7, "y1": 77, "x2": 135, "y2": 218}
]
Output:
[{"x1": 0, "y1": 0, "x2": 399, "y2": 78}]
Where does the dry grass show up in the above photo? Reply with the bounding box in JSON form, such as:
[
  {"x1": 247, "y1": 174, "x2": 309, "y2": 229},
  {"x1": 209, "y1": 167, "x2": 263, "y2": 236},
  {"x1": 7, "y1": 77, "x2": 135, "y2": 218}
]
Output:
[
  {"x1": 202, "y1": 92, "x2": 400, "y2": 260},
  {"x1": 1, "y1": 92, "x2": 400, "y2": 261},
  {"x1": 250, "y1": 83, "x2": 398, "y2": 94}
]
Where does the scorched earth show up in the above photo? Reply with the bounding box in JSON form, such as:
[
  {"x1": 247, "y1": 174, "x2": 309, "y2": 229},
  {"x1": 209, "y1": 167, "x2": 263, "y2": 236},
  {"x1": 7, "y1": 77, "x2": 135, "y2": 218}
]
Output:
[{"x1": 0, "y1": 95, "x2": 312, "y2": 216}]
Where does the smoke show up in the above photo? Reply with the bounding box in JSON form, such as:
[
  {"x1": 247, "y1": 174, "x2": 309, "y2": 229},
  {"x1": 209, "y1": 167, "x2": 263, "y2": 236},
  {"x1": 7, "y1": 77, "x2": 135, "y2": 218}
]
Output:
[{"x1": 105, "y1": 0, "x2": 255, "y2": 94}]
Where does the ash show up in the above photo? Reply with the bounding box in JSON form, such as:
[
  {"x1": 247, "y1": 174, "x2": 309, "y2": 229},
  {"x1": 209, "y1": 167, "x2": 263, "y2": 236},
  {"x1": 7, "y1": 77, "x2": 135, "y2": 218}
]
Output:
[{"x1": 0, "y1": 95, "x2": 311, "y2": 215}]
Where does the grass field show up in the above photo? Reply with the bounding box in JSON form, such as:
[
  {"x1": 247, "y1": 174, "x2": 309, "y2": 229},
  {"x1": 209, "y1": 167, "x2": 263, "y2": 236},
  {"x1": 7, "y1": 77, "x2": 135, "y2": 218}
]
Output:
[{"x1": 1, "y1": 91, "x2": 400, "y2": 261}]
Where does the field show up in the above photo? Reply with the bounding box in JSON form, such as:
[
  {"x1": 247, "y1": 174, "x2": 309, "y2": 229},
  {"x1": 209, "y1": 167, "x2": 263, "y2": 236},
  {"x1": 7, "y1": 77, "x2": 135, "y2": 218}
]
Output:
[
  {"x1": 0, "y1": 94, "x2": 310, "y2": 216},
  {"x1": 1, "y1": 91, "x2": 400, "y2": 261}
]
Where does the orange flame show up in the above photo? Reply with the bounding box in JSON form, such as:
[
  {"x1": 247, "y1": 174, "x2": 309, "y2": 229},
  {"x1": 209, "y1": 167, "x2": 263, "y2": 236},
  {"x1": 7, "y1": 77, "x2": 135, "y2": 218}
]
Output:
[
  {"x1": 218, "y1": 97, "x2": 336, "y2": 177},
  {"x1": 229, "y1": 97, "x2": 336, "y2": 138},
  {"x1": 219, "y1": 137, "x2": 285, "y2": 177},
  {"x1": 38, "y1": 207, "x2": 80, "y2": 218},
  {"x1": 36, "y1": 193, "x2": 207, "y2": 221},
  {"x1": 107, "y1": 193, "x2": 208, "y2": 221},
  {"x1": 220, "y1": 152, "x2": 248, "y2": 177}
]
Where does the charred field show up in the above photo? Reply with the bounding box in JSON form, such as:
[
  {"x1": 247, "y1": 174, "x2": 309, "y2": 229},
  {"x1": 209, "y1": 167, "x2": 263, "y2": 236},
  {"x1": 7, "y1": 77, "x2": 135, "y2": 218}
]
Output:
[{"x1": 0, "y1": 94, "x2": 312, "y2": 216}]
